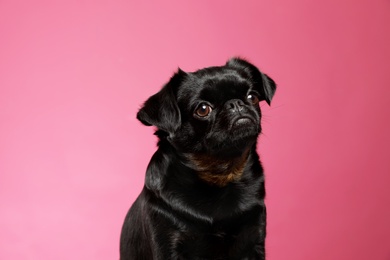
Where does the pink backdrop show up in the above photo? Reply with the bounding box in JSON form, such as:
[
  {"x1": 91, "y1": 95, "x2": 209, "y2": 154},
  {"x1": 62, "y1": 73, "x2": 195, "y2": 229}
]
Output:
[{"x1": 1, "y1": 1, "x2": 389, "y2": 259}]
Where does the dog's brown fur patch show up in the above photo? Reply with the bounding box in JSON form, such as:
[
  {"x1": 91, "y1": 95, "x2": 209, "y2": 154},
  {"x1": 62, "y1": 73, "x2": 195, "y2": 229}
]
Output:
[{"x1": 188, "y1": 150, "x2": 250, "y2": 187}]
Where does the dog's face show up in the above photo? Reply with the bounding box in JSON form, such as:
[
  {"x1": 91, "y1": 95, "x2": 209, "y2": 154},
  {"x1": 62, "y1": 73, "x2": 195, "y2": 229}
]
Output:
[{"x1": 137, "y1": 58, "x2": 276, "y2": 157}]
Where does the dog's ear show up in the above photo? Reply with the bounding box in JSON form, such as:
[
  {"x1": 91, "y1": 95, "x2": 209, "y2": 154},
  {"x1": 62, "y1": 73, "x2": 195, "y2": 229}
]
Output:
[
  {"x1": 137, "y1": 69, "x2": 186, "y2": 134},
  {"x1": 226, "y1": 57, "x2": 276, "y2": 105}
]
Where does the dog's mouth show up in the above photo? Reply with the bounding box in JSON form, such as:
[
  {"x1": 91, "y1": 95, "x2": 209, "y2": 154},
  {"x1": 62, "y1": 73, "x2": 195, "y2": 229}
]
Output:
[{"x1": 231, "y1": 116, "x2": 256, "y2": 128}]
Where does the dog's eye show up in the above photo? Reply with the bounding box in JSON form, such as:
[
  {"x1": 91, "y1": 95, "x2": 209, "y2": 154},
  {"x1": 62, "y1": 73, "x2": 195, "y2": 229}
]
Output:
[
  {"x1": 194, "y1": 104, "x2": 212, "y2": 117},
  {"x1": 247, "y1": 93, "x2": 259, "y2": 105}
]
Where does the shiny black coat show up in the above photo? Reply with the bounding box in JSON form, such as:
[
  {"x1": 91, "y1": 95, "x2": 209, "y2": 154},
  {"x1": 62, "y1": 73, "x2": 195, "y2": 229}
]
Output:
[{"x1": 120, "y1": 57, "x2": 275, "y2": 259}]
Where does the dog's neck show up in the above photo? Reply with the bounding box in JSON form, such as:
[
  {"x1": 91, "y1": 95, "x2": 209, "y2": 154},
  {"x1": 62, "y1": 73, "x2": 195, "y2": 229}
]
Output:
[{"x1": 186, "y1": 149, "x2": 250, "y2": 187}]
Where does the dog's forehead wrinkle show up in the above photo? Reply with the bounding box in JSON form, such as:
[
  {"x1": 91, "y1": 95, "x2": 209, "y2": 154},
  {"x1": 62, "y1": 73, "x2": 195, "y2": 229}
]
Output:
[
  {"x1": 198, "y1": 81, "x2": 250, "y2": 105},
  {"x1": 177, "y1": 70, "x2": 252, "y2": 107},
  {"x1": 198, "y1": 70, "x2": 246, "y2": 85}
]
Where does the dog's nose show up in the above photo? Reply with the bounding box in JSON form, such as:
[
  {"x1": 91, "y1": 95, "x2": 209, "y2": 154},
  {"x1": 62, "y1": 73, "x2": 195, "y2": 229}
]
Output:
[{"x1": 225, "y1": 99, "x2": 245, "y2": 112}]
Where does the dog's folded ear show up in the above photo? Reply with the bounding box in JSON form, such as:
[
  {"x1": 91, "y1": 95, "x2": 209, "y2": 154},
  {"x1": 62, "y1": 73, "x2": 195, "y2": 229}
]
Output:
[
  {"x1": 136, "y1": 69, "x2": 186, "y2": 134},
  {"x1": 226, "y1": 57, "x2": 276, "y2": 105}
]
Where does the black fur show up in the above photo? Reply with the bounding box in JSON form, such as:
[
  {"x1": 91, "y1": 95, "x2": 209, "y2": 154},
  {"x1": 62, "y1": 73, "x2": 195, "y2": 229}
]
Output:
[{"x1": 120, "y1": 57, "x2": 276, "y2": 260}]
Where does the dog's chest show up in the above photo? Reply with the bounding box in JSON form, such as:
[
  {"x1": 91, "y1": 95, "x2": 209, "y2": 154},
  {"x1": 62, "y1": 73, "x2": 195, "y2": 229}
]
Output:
[
  {"x1": 171, "y1": 212, "x2": 264, "y2": 259},
  {"x1": 175, "y1": 226, "x2": 261, "y2": 259}
]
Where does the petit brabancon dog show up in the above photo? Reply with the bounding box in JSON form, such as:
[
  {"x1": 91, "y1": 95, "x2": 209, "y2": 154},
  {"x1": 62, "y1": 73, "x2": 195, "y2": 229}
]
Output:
[{"x1": 120, "y1": 58, "x2": 276, "y2": 260}]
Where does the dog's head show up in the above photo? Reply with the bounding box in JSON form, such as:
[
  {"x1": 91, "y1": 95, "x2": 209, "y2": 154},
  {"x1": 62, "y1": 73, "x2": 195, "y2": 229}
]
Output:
[{"x1": 137, "y1": 58, "x2": 276, "y2": 157}]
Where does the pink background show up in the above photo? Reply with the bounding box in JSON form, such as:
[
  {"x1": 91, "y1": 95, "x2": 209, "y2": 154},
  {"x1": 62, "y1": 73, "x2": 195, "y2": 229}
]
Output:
[{"x1": 1, "y1": 1, "x2": 390, "y2": 259}]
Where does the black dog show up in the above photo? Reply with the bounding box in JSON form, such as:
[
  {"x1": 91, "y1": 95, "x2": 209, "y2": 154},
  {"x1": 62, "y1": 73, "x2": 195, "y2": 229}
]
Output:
[{"x1": 120, "y1": 58, "x2": 276, "y2": 260}]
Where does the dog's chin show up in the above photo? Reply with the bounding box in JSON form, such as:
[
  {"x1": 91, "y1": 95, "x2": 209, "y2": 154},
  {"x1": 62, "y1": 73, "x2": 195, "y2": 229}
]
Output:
[
  {"x1": 229, "y1": 114, "x2": 260, "y2": 136},
  {"x1": 204, "y1": 125, "x2": 260, "y2": 157}
]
